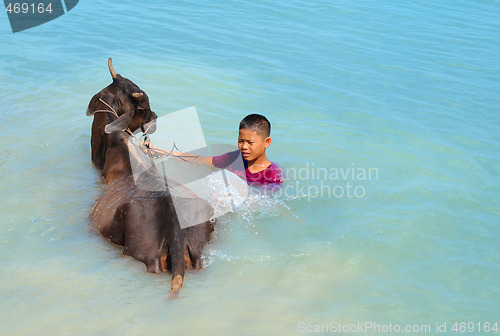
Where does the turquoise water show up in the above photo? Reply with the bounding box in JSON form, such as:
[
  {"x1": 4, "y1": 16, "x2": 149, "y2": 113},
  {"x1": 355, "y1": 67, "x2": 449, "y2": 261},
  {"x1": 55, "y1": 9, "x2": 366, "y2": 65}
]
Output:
[{"x1": 1, "y1": 0, "x2": 499, "y2": 335}]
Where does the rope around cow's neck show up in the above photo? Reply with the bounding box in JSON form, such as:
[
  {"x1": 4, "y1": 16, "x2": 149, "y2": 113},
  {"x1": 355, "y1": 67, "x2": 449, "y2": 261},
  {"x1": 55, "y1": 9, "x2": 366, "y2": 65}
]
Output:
[
  {"x1": 94, "y1": 98, "x2": 119, "y2": 119},
  {"x1": 93, "y1": 98, "x2": 133, "y2": 136}
]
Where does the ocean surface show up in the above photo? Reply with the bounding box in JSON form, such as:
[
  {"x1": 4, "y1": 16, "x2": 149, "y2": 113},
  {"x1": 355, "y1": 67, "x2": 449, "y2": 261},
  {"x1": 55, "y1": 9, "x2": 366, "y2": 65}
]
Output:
[{"x1": 1, "y1": 0, "x2": 499, "y2": 335}]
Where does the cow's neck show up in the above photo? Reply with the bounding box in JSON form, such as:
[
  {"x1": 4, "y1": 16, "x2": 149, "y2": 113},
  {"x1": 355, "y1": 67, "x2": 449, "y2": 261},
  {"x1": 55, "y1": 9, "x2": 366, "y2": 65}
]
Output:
[{"x1": 102, "y1": 141, "x2": 133, "y2": 185}]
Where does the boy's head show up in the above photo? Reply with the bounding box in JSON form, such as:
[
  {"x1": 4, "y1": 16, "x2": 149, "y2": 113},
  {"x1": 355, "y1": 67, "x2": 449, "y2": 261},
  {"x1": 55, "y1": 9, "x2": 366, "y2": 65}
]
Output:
[
  {"x1": 239, "y1": 114, "x2": 271, "y2": 138},
  {"x1": 238, "y1": 114, "x2": 272, "y2": 161}
]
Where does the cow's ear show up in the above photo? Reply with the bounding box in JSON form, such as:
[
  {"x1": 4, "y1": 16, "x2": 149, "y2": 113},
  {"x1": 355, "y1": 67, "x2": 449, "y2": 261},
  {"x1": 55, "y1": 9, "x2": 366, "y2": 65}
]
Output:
[
  {"x1": 86, "y1": 93, "x2": 101, "y2": 116},
  {"x1": 104, "y1": 113, "x2": 132, "y2": 134},
  {"x1": 131, "y1": 92, "x2": 143, "y2": 101}
]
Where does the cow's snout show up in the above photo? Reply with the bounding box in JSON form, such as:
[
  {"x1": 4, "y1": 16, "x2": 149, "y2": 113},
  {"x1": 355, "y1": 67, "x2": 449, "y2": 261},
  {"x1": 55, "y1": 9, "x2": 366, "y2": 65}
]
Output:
[{"x1": 145, "y1": 115, "x2": 157, "y2": 134}]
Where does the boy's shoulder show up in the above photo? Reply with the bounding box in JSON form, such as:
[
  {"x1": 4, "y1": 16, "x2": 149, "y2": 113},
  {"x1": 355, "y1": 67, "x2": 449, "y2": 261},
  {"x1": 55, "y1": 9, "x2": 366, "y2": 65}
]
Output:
[
  {"x1": 253, "y1": 162, "x2": 283, "y2": 184},
  {"x1": 268, "y1": 162, "x2": 283, "y2": 179},
  {"x1": 212, "y1": 149, "x2": 241, "y2": 168},
  {"x1": 212, "y1": 150, "x2": 283, "y2": 184}
]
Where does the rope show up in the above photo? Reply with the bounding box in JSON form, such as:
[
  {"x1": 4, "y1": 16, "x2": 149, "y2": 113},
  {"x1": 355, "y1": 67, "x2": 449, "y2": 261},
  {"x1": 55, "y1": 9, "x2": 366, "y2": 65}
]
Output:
[
  {"x1": 136, "y1": 136, "x2": 200, "y2": 162},
  {"x1": 92, "y1": 98, "x2": 133, "y2": 135},
  {"x1": 94, "y1": 98, "x2": 119, "y2": 118}
]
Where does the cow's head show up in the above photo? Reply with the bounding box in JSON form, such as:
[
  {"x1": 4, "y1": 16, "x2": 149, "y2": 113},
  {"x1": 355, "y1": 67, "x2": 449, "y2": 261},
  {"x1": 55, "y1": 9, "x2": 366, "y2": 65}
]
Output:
[{"x1": 86, "y1": 58, "x2": 157, "y2": 135}]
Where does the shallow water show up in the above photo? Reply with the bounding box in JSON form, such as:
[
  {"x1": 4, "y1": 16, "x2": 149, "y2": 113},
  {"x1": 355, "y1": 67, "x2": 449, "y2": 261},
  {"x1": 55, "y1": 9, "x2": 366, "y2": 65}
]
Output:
[{"x1": 1, "y1": 0, "x2": 499, "y2": 335}]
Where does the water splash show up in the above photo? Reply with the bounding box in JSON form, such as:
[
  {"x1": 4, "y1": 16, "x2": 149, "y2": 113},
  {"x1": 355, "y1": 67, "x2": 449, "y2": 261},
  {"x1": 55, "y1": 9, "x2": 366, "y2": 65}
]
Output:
[{"x1": 198, "y1": 171, "x2": 300, "y2": 226}]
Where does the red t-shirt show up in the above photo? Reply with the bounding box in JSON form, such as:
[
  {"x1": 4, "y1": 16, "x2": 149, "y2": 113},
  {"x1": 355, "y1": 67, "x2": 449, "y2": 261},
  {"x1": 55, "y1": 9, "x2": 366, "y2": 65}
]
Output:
[{"x1": 211, "y1": 150, "x2": 283, "y2": 185}]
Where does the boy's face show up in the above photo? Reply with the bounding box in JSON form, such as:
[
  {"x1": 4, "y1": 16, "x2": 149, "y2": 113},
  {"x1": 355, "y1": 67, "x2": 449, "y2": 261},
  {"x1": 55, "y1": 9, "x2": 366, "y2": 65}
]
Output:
[{"x1": 238, "y1": 128, "x2": 271, "y2": 161}]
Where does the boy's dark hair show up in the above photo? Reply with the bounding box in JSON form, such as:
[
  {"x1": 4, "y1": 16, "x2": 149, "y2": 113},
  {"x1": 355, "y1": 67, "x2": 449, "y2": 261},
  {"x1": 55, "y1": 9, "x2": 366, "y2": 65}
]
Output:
[{"x1": 239, "y1": 114, "x2": 271, "y2": 138}]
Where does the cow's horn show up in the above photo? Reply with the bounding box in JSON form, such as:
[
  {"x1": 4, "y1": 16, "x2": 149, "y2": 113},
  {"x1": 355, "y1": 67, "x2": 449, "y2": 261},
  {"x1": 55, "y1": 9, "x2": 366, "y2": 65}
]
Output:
[
  {"x1": 131, "y1": 92, "x2": 143, "y2": 101},
  {"x1": 108, "y1": 57, "x2": 117, "y2": 79}
]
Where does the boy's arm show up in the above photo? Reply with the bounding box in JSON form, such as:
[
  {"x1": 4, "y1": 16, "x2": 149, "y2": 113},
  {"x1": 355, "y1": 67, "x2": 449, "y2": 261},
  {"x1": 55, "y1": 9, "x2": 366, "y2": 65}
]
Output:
[
  {"x1": 146, "y1": 143, "x2": 213, "y2": 167},
  {"x1": 168, "y1": 150, "x2": 213, "y2": 167}
]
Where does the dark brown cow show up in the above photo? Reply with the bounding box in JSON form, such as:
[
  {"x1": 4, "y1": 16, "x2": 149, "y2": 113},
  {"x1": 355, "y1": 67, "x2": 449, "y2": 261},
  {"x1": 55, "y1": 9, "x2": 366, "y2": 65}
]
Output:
[{"x1": 87, "y1": 59, "x2": 215, "y2": 295}]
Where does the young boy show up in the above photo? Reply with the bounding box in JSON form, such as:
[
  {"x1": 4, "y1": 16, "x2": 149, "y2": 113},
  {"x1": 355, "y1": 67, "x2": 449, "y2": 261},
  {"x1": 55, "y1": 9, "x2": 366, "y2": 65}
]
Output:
[{"x1": 166, "y1": 114, "x2": 282, "y2": 185}]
